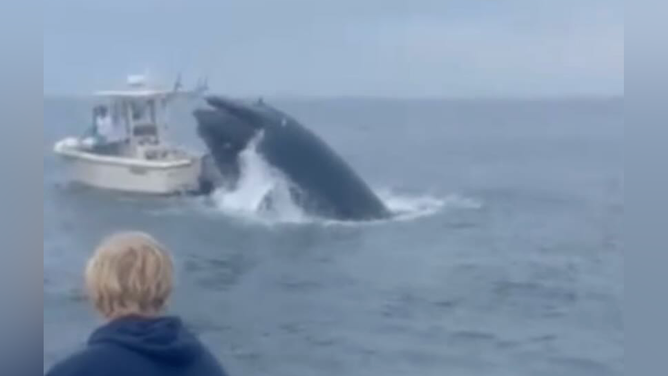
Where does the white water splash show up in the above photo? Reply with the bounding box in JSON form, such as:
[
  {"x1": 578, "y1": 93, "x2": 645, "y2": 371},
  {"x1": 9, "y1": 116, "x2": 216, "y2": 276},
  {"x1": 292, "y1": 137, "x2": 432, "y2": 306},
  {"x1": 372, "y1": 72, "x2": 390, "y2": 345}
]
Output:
[
  {"x1": 208, "y1": 139, "x2": 306, "y2": 223},
  {"x1": 375, "y1": 190, "x2": 481, "y2": 223}
]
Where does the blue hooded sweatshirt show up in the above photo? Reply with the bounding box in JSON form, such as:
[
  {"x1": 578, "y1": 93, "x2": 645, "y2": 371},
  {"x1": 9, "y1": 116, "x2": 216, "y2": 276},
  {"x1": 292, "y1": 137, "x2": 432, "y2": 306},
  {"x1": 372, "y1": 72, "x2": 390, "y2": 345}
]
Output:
[{"x1": 46, "y1": 316, "x2": 228, "y2": 376}]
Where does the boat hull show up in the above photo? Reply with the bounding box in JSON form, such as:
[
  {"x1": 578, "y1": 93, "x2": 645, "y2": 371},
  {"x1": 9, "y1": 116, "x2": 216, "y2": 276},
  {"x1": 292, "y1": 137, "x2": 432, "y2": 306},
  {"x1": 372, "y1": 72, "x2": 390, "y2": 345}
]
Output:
[{"x1": 54, "y1": 143, "x2": 202, "y2": 195}]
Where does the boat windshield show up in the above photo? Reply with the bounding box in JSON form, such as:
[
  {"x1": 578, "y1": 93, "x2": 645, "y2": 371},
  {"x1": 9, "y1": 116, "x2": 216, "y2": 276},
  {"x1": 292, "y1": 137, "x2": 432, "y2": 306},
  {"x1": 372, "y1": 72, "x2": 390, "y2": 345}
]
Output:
[{"x1": 130, "y1": 99, "x2": 157, "y2": 124}]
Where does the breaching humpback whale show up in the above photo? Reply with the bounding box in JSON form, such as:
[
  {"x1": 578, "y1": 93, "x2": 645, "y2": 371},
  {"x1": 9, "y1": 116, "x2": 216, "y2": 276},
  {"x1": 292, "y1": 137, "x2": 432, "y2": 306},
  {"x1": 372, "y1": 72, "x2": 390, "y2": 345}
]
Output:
[{"x1": 194, "y1": 96, "x2": 390, "y2": 221}]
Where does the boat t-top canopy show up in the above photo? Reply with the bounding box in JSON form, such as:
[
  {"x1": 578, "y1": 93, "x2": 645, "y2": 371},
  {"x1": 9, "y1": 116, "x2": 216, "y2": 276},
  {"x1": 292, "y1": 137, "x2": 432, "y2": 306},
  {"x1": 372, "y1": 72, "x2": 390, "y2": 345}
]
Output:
[
  {"x1": 94, "y1": 89, "x2": 178, "y2": 99},
  {"x1": 87, "y1": 75, "x2": 207, "y2": 147},
  {"x1": 93, "y1": 74, "x2": 207, "y2": 101}
]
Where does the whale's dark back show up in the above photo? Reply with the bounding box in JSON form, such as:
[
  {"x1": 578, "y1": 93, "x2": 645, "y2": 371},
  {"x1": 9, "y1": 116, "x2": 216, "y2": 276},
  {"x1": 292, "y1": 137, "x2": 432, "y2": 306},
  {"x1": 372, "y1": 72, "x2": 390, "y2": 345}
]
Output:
[{"x1": 257, "y1": 115, "x2": 390, "y2": 220}]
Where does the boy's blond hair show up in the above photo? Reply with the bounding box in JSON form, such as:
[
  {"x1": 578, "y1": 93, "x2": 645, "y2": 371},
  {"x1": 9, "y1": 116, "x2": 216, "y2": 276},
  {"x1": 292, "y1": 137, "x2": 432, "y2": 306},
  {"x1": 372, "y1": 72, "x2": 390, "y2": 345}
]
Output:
[{"x1": 85, "y1": 232, "x2": 174, "y2": 319}]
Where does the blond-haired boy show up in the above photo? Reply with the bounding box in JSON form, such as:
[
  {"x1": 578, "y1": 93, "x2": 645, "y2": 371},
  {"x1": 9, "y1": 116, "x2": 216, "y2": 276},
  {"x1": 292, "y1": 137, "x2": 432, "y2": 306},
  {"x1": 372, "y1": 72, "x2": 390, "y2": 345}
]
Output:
[{"x1": 46, "y1": 232, "x2": 228, "y2": 376}]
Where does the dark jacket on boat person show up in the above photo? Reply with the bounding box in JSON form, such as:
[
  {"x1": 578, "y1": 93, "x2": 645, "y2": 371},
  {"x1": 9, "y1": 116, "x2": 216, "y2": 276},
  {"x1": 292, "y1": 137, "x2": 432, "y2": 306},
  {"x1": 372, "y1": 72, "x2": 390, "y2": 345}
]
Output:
[{"x1": 45, "y1": 315, "x2": 228, "y2": 376}]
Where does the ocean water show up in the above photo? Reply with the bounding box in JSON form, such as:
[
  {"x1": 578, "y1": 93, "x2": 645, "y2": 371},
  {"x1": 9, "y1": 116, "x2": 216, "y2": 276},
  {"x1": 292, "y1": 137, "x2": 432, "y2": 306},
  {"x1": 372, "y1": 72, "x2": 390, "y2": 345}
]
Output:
[{"x1": 43, "y1": 97, "x2": 624, "y2": 376}]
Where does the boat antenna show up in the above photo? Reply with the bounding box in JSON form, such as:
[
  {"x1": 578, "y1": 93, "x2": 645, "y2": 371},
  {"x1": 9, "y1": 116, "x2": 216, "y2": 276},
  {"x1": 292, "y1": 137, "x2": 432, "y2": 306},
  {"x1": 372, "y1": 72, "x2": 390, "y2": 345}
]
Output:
[{"x1": 173, "y1": 72, "x2": 183, "y2": 92}]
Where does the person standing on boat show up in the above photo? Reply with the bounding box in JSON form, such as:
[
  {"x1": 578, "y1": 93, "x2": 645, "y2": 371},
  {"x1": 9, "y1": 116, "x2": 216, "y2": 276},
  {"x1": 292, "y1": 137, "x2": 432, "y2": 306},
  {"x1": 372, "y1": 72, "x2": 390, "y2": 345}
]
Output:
[
  {"x1": 87, "y1": 105, "x2": 127, "y2": 153},
  {"x1": 95, "y1": 106, "x2": 124, "y2": 144},
  {"x1": 45, "y1": 232, "x2": 229, "y2": 376}
]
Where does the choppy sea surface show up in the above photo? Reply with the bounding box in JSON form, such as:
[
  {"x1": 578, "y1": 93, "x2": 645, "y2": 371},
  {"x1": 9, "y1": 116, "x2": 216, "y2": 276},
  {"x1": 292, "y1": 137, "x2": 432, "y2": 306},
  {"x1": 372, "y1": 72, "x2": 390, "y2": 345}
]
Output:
[{"x1": 44, "y1": 97, "x2": 623, "y2": 376}]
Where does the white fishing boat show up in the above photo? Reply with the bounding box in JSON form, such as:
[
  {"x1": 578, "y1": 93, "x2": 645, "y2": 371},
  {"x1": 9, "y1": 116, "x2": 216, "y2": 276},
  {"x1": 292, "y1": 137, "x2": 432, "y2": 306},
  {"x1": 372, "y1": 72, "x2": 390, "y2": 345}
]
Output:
[{"x1": 54, "y1": 75, "x2": 208, "y2": 195}]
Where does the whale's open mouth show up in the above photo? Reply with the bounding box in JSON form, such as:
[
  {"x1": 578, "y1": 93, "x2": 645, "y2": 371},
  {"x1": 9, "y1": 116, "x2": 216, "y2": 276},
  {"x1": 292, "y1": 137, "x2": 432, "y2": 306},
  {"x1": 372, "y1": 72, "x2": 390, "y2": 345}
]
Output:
[
  {"x1": 193, "y1": 97, "x2": 269, "y2": 187},
  {"x1": 193, "y1": 97, "x2": 264, "y2": 153}
]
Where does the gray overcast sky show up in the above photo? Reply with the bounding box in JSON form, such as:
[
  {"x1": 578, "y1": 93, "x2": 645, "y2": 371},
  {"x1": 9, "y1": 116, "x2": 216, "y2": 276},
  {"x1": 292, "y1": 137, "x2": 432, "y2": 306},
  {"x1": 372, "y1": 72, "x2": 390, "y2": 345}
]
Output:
[{"x1": 43, "y1": 0, "x2": 624, "y2": 97}]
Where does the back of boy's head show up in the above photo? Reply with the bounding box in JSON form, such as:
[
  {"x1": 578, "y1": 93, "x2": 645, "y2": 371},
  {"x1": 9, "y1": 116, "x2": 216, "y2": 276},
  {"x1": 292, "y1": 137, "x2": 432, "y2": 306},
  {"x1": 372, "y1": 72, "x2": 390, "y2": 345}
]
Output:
[{"x1": 85, "y1": 232, "x2": 173, "y2": 319}]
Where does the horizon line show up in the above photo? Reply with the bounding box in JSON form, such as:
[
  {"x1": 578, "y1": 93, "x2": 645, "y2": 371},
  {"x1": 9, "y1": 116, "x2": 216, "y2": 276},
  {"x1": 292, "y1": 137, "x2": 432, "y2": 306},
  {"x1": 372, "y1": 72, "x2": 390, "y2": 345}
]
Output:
[{"x1": 43, "y1": 92, "x2": 624, "y2": 102}]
